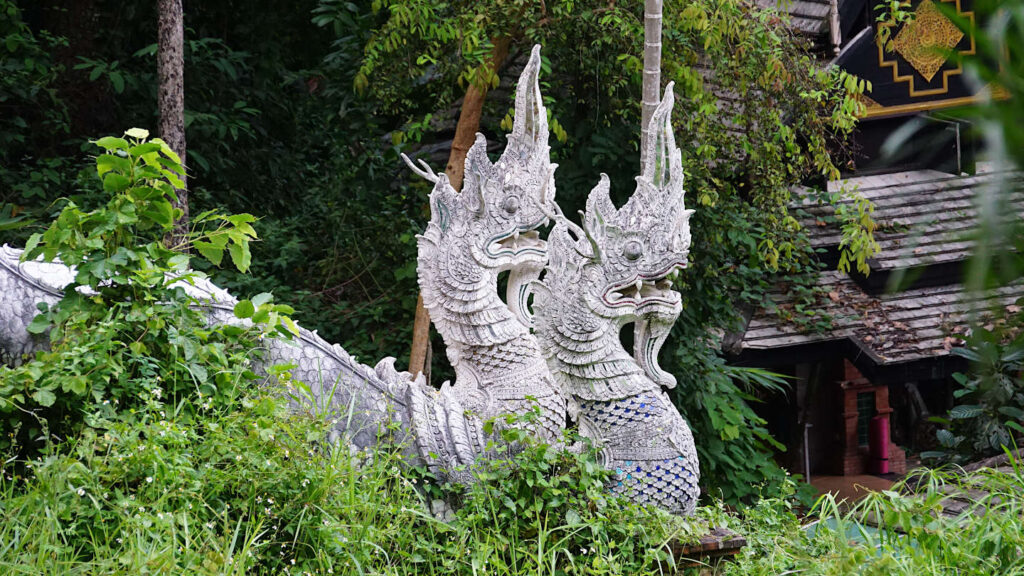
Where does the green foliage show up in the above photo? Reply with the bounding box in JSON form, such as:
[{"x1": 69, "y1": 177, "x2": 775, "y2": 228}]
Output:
[
  {"x1": 0, "y1": 130, "x2": 262, "y2": 457},
  {"x1": 422, "y1": 423, "x2": 718, "y2": 575},
  {"x1": 833, "y1": 185, "x2": 881, "y2": 276},
  {"x1": 874, "y1": 0, "x2": 916, "y2": 53},
  {"x1": 0, "y1": 0, "x2": 67, "y2": 151},
  {"x1": 650, "y1": 0, "x2": 875, "y2": 505},
  {"x1": 360, "y1": 0, "x2": 869, "y2": 506},
  {"x1": 0, "y1": 132, "x2": 714, "y2": 574},
  {"x1": 667, "y1": 196, "x2": 823, "y2": 504},
  {"x1": 0, "y1": 0, "x2": 872, "y2": 510},
  {"x1": 923, "y1": 336, "x2": 1024, "y2": 464},
  {"x1": 919, "y1": 0, "x2": 1024, "y2": 467}
]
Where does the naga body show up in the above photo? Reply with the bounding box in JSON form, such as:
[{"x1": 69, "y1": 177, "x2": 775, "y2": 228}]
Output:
[
  {"x1": 0, "y1": 47, "x2": 565, "y2": 488},
  {"x1": 0, "y1": 243, "x2": 488, "y2": 483},
  {"x1": 533, "y1": 85, "x2": 701, "y2": 515}
]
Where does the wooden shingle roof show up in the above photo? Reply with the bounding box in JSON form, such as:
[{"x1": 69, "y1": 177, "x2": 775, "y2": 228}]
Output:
[
  {"x1": 796, "y1": 169, "x2": 1024, "y2": 275},
  {"x1": 756, "y1": 0, "x2": 834, "y2": 36},
  {"x1": 743, "y1": 270, "x2": 1024, "y2": 366},
  {"x1": 734, "y1": 168, "x2": 1024, "y2": 372}
]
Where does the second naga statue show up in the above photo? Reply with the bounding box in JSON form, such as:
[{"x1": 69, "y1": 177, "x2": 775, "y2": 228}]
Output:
[{"x1": 0, "y1": 46, "x2": 699, "y2": 515}]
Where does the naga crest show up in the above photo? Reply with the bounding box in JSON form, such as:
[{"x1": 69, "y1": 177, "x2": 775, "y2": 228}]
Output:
[
  {"x1": 544, "y1": 83, "x2": 694, "y2": 387},
  {"x1": 405, "y1": 45, "x2": 556, "y2": 328}
]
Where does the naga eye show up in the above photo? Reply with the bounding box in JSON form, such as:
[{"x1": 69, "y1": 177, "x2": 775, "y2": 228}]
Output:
[
  {"x1": 623, "y1": 240, "x2": 643, "y2": 261},
  {"x1": 503, "y1": 196, "x2": 520, "y2": 214}
]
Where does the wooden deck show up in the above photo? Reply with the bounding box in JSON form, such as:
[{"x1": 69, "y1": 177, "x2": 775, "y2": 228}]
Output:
[{"x1": 670, "y1": 527, "x2": 747, "y2": 572}]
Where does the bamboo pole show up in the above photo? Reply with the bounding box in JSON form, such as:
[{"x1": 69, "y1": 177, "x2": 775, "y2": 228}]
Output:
[{"x1": 640, "y1": 0, "x2": 663, "y2": 166}]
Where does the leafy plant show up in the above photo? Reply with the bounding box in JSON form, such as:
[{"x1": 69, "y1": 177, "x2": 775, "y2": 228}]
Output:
[
  {"x1": 833, "y1": 185, "x2": 881, "y2": 276},
  {"x1": 923, "y1": 337, "x2": 1024, "y2": 463},
  {"x1": 0, "y1": 128, "x2": 721, "y2": 575},
  {"x1": 724, "y1": 460, "x2": 1024, "y2": 575},
  {"x1": 0, "y1": 129, "x2": 261, "y2": 456}
]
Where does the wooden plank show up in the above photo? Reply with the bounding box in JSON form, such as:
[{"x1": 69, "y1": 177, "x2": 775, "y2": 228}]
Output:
[{"x1": 671, "y1": 527, "x2": 747, "y2": 570}]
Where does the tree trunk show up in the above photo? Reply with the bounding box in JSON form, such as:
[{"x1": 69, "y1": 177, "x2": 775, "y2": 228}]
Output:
[
  {"x1": 408, "y1": 37, "x2": 511, "y2": 377},
  {"x1": 158, "y1": 0, "x2": 188, "y2": 248},
  {"x1": 409, "y1": 293, "x2": 432, "y2": 379},
  {"x1": 444, "y1": 37, "x2": 511, "y2": 190},
  {"x1": 640, "y1": 0, "x2": 663, "y2": 166}
]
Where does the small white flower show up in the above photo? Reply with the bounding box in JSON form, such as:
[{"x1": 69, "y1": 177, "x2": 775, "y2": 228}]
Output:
[
  {"x1": 146, "y1": 476, "x2": 153, "y2": 483},
  {"x1": 77, "y1": 487, "x2": 85, "y2": 496}
]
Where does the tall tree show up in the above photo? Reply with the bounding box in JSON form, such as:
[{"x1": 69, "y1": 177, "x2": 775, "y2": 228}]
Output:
[{"x1": 158, "y1": 0, "x2": 187, "y2": 247}]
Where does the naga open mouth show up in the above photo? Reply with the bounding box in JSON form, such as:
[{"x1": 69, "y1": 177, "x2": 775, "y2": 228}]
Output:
[
  {"x1": 603, "y1": 269, "x2": 685, "y2": 389},
  {"x1": 603, "y1": 274, "x2": 679, "y2": 309},
  {"x1": 485, "y1": 227, "x2": 549, "y2": 329},
  {"x1": 486, "y1": 229, "x2": 545, "y2": 258}
]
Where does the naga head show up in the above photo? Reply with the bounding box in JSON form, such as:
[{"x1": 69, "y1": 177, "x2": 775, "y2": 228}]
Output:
[
  {"x1": 543, "y1": 84, "x2": 694, "y2": 387},
  {"x1": 405, "y1": 45, "x2": 556, "y2": 327}
]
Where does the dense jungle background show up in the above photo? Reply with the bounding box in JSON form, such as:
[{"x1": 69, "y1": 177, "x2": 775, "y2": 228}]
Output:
[
  {"x1": 4, "y1": 0, "x2": 1024, "y2": 574},
  {"x1": 2, "y1": 0, "x2": 869, "y2": 503}
]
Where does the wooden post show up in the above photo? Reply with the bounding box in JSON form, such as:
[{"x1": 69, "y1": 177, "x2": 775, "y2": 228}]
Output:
[{"x1": 640, "y1": 0, "x2": 663, "y2": 166}]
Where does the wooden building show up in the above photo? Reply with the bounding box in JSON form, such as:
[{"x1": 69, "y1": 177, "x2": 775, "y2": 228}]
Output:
[{"x1": 730, "y1": 0, "x2": 1020, "y2": 477}]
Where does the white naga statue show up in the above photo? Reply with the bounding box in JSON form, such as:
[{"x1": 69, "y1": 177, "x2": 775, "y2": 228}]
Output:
[
  {"x1": 407, "y1": 45, "x2": 566, "y2": 443},
  {"x1": 0, "y1": 47, "x2": 700, "y2": 514},
  {"x1": 533, "y1": 84, "x2": 700, "y2": 515}
]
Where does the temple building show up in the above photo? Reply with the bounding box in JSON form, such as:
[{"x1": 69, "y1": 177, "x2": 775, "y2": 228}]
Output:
[{"x1": 731, "y1": 0, "x2": 1021, "y2": 477}]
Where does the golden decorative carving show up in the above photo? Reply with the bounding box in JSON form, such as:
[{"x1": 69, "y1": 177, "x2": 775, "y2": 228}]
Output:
[
  {"x1": 860, "y1": 83, "x2": 1010, "y2": 119},
  {"x1": 893, "y1": 0, "x2": 963, "y2": 81},
  {"x1": 876, "y1": 0, "x2": 975, "y2": 98},
  {"x1": 853, "y1": 92, "x2": 882, "y2": 109}
]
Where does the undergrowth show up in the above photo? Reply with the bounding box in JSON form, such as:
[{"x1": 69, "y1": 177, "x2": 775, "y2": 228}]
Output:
[{"x1": 722, "y1": 458, "x2": 1024, "y2": 575}]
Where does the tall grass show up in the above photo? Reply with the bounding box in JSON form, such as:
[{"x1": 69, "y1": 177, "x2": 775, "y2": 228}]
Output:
[
  {"x1": 725, "y1": 453, "x2": 1024, "y2": 575},
  {"x1": 0, "y1": 385, "x2": 717, "y2": 575}
]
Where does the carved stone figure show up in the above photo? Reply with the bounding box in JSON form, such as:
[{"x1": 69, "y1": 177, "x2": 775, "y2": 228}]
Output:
[
  {"x1": 533, "y1": 84, "x2": 700, "y2": 515},
  {"x1": 0, "y1": 47, "x2": 567, "y2": 488},
  {"x1": 405, "y1": 45, "x2": 566, "y2": 443}
]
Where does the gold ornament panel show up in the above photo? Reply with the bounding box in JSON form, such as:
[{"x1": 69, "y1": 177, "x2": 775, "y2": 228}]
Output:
[
  {"x1": 892, "y1": 0, "x2": 964, "y2": 81},
  {"x1": 877, "y1": 0, "x2": 975, "y2": 98}
]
